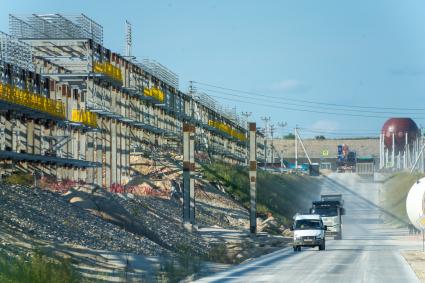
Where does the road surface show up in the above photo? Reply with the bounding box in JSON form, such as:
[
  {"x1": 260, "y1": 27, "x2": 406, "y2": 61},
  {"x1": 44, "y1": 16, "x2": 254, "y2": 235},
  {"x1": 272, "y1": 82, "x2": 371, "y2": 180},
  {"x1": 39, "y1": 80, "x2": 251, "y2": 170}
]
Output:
[{"x1": 197, "y1": 173, "x2": 420, "y2": 283}]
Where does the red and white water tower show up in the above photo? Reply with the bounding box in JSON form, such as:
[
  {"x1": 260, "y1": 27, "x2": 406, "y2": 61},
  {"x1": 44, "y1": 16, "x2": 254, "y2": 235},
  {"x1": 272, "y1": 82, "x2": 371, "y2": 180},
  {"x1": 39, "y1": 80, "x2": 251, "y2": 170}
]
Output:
[{"x1": 379, "y1": 118, "x2": 423, "y2": 171}]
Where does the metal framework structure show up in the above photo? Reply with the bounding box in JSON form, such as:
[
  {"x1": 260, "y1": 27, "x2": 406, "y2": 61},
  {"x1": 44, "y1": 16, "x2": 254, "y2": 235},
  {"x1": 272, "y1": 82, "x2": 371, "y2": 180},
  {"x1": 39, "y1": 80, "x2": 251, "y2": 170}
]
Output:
[
  {"x1": 139, "y1": 59, "x2": 179, "y2": 90},
  {"x1": 0, "y1": 13, "x2": 265, "y2": 187},
  {"x1": 9, "y1": 14, "x2": 103, "y2": 45},
  {"x1": 0, "y1": 31, "x2": 33, "y2": 71}
]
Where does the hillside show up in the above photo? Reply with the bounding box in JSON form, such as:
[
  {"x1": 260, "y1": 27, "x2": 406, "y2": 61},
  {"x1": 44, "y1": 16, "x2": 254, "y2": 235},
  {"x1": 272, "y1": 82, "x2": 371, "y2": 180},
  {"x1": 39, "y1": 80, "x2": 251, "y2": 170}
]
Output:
[
  {"x1": 201, "y1": 162, "x2": 322, "y2": 226},
  {"x1": 380, "y1": 172, "x2": 425, "y2": 227}
]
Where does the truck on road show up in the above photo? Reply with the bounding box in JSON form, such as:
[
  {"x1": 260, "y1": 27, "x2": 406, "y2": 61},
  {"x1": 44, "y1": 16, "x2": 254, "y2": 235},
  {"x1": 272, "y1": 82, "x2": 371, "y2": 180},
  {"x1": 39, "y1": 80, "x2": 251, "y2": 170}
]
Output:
[
  {"x1": 336, "y1": 144, "x2": 356, "y2": 173},
  {"x1": 291, "y1": 214, "x2": 327, "y2": 252},
  {"x1": 310, "y1": 194, "x2": 345, "y2": 240}
]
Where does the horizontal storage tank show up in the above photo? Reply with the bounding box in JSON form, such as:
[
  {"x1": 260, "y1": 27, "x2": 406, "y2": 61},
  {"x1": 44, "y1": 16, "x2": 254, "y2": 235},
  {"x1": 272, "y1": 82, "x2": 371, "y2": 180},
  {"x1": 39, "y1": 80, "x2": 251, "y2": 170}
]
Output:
[{"x1": 406, "y1": 177, "x2": 425, "y2": 230}]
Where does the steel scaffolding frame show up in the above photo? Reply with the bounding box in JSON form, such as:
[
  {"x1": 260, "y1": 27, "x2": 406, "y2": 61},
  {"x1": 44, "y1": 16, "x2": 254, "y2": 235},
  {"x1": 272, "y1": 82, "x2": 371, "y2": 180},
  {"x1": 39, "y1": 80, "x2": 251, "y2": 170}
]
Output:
[
  {"x1": 9, "y1": 14, "x2": 103, "y2": 45},
  {"x1": 0, "y1": 31, "x2": 33, "y2": 71}
]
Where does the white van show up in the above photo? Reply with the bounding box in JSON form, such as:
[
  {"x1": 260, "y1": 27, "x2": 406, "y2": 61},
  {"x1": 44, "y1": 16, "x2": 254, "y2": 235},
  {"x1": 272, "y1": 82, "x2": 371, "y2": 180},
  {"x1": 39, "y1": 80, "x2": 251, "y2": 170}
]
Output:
[{"x1": 291, "y1": 214, "x2": 327, "y2": 252}]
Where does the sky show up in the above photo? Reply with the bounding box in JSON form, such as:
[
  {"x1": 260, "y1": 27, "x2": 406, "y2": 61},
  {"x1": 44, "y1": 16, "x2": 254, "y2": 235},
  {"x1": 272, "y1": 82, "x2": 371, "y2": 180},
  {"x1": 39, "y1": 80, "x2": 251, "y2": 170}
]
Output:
[{"x1": 1, "y1": 0, "x2": 425, "y2": 138}]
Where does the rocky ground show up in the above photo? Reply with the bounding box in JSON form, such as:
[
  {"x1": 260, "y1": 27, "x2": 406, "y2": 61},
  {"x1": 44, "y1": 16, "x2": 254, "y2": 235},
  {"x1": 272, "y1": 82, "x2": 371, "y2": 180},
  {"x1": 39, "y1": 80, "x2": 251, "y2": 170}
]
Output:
[
  {"x1": 0, "y1": 154, "x2": 292, "y2": 281},
  {"x1": 0, "y1": 184, "x2": 166, "y2": 257}
]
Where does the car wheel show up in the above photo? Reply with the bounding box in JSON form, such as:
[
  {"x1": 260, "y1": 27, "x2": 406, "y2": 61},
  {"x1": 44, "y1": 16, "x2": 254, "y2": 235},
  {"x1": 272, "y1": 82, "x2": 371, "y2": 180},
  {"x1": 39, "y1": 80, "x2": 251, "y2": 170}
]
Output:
[
  {"x1": 293, "y1": 246, "x2": 298, "y2": 252},
  {"x1": 319, "y1": 242, "x2": 325, "y2": 251}
]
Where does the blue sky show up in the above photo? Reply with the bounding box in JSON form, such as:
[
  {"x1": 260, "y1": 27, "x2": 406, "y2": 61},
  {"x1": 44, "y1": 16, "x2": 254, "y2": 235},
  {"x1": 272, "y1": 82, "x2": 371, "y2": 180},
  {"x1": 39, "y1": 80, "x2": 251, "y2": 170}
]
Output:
[{"x1": 1, "y1": 0, "x2": 425, "y2": 138}]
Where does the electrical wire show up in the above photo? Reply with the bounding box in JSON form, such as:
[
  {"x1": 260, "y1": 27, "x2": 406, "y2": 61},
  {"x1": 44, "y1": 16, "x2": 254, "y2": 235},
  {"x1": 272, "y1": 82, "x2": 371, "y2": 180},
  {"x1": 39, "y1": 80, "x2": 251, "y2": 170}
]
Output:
[
  {"x1": 193, "y1": 81, "x2": 425, "y2": 112},
  {"x1": 202, "y1": 93, "x2": 425, "y2": 119},
  {"x1": 196, "y1": 87, "x2": 425, "y2": 115}
]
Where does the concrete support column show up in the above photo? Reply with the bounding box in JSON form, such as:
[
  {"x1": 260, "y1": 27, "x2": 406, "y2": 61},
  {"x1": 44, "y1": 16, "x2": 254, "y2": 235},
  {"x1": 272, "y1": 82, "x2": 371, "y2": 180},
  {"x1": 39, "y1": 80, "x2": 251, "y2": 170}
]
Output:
[
  {"x1": 105, "y1": 119, "x2": 112, "y2": 188},
  {"x1": 11, "y1": 117, "x2": 18, "y2": 152},
  {"x1": 72, "y1": 130, "x2": 79, "y2": 181},
  {"x1": 249, "y1": 122, "x2": 257, "y2": 234},
  {"x1": 110, "y1": 119, "x2": 117, "y2": 185},
  {"x1": 183, "y1": 123, "x2": 195, "y2": 225},
  {"x1": 96, "y1": 125, "x2": 103, "y2": 187},
  {"x1": 79, "y1": 132, "x2": 87, "y2": 182},
  {"x1": 86, "y1": 131, "x2": 94, "y2": 184},
  {"x1": 116, "y1": 122, "x2": 122, "y2": 184},
  {"x1": 26, "y1": 120, "x2": 34, "y2": 154},
  {"x1": 120, "y1": 124, "x2": 127, "y2": 183},
  {"x1": 0, "y1": 115, "x2": 5, "y2": 151}
]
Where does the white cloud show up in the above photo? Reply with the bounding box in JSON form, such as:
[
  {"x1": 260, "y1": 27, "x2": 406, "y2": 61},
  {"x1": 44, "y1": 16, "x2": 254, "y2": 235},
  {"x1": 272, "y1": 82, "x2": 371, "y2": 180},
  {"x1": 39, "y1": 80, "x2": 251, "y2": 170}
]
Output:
[
  {"x1": 309, "y1": 119, "x2": 340, "y2": 133},
  {"x1": 269, "y1": 79, "x2": 311, "y2": 93}
]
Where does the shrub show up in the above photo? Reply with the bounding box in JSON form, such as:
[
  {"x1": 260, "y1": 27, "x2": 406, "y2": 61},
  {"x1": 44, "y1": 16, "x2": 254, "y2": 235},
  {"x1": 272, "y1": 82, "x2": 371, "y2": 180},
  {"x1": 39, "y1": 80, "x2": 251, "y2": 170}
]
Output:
[
  {"x1": 4, "y1": 172, "x2": 33, "y2": 186},
  {"x1": 0, "y1": 250, "x2": 82, "y2": 283}
]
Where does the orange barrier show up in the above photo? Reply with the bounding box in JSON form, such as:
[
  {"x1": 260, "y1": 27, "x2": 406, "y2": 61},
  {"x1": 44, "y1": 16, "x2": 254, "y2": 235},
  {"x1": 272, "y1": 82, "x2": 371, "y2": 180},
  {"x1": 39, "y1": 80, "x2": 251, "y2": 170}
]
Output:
[
  {"x1": 71, "y1": 109, "x2": 97, "y2": 127},
  {"x1": 0, "y1": 82, "x2": 65, "y2": 119},
  {"x1": 208, "y1": 120, "x2": 246, "y2": 141},
  {"x1": 143, "y1": 87, "x2": 165, "y2": 102},
  {"x1": 93, "y1": 61, "x2": 123, "y2": 83}
]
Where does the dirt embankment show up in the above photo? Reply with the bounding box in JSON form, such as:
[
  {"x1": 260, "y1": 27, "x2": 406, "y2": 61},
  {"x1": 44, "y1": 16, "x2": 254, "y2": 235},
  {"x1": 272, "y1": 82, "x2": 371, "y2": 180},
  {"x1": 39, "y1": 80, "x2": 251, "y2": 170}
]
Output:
[
  {"x1": 379, "y1": 172, "x2": 425, "y2": 227},
  {"x1": 201, "y1": 162, "x2": 322, "y2": 226}
]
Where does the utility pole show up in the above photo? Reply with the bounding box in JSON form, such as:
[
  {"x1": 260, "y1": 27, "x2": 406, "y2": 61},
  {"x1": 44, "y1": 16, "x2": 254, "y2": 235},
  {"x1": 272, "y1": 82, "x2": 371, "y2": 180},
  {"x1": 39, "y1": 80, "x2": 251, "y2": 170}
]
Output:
[
  {"x1": 241, "y1": 111, "x2": 252, "y2": 166},
  {"x1": 249, "y1": 122, "x2": 257, "y2": 234},
  {"x1": 270, "y1": 124, "x2": 276, "y2": 166},
  {"x1": 295, "y1": 126, "x2": 298, "y2": 169},
  {"x1": 277, "y1": 122, "x2": 287, "y2": 169},
  {"x1": 261, "y1": 116, "x2": 270, "y2": 167}
]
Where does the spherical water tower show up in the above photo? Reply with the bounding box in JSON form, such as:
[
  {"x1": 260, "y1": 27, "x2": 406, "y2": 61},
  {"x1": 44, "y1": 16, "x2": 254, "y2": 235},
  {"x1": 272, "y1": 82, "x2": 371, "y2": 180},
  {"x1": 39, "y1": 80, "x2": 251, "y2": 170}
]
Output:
[{"x1": 379, "y1": 118, "x2": 422, "y2": 170}]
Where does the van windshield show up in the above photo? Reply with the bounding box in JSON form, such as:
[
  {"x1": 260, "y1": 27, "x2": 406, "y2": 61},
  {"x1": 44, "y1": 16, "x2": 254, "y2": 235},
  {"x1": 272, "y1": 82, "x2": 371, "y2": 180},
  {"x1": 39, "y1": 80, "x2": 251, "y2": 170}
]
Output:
[{"x1": 294, "y1": 219, "x2": 322, "y2": 230}]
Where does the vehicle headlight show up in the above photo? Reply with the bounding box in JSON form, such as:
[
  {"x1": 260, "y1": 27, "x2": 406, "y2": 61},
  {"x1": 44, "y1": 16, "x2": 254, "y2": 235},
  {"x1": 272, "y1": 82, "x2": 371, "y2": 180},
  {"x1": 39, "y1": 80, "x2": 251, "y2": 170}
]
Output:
[
  {"x1": 315, "y1": 236, "x2": 322, "y2": 240},
  {"x1": 295, "y1": 236, "x2": 302, "y2": 240}
]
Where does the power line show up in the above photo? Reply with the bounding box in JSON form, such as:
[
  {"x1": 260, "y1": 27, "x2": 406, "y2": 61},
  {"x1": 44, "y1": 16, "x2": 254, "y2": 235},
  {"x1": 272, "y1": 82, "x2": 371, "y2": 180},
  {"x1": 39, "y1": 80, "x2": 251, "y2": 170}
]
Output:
[
  {"x1": 201, "y1": 93, "x2": 425, "y2": 119},
  {"x1": 193, "y1": 81, "x2": 425, "y2": 111},
  {"x1": 197, "y1": 87, "x2": 425, "y2": 115}
]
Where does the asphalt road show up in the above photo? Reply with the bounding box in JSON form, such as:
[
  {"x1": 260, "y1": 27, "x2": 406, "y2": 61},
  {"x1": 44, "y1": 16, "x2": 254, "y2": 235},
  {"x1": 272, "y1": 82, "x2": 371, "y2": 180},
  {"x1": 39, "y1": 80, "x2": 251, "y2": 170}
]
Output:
[{"x1": 197, "y1": 173, "x2": 420, "y2": 283}]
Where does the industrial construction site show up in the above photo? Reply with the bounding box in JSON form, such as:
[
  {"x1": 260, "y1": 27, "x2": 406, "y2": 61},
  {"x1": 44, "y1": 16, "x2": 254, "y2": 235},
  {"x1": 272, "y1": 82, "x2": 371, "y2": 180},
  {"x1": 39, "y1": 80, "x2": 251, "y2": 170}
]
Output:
[{"x1": 1, "y1": 7, "x2": 425, "y2": 283}]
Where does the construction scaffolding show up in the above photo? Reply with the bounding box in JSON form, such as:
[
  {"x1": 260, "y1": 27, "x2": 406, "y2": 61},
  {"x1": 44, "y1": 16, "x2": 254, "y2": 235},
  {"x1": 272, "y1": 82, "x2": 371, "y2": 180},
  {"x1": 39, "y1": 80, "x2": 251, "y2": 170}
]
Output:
[
  {"x1": 0, "y1": 31, "x2": 33, "y2": 71},
  {"x1": 9, "y1": 14, "x2": 103, "y2": 45},
  {"x1": 0, "y1": 13, "x2": 264, "y2": 188}
]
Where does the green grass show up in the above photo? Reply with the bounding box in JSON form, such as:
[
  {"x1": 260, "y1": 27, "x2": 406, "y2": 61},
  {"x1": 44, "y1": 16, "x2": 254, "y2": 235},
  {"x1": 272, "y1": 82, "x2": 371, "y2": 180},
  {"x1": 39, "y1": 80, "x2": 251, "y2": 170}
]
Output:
[
  {"x1": 3, "y1": 172, "x2": 33, "y2": 186},
  {"x1": 201, "y1": 162, "x2": 321, "y2": 226},
  {"x1": 0, "y1": 250, "x2": 83, "y2": 283},
  {"x1": 380, "y1": 172, "x2": 425, "y2": 227}
]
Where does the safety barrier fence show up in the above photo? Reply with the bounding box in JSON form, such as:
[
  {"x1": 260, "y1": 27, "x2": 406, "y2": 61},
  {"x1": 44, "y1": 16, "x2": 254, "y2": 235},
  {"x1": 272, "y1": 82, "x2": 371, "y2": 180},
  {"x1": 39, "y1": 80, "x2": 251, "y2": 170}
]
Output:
[
  {"x1": 208, "y1": 120, "x2": 246, "y2": 141},
  {"x1": 143, "y1": 87, "x2": 165, "y2": 102},
  {"x1": 0, "y1": 82, "x2": 65, "y2": 119},
  {"x1": 93, "y1": 61, "x2": 123, "y2": 83},
  {"x1": 71, "y1": 109, "x2": 98, "y2": 127}
]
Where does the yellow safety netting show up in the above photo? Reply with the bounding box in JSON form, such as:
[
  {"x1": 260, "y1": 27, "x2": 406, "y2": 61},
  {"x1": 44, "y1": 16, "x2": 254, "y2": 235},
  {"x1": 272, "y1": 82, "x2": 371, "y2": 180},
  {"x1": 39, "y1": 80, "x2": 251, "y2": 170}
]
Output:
[
  {"x1": 93, "y1": 61, "x2": 123, "y2": 83},
  {"x1": 208, "y1": 120, "x2": 246, "y2": 141},
  {"x1": 71, "y1": 109, "x2": 97, "y2": 128},
  {"x1": 143, "y1": 87, "x2": 165, "y2": 102},
  {"x1": 0, "y1": 82, "x2": 66, "y2": 119}
]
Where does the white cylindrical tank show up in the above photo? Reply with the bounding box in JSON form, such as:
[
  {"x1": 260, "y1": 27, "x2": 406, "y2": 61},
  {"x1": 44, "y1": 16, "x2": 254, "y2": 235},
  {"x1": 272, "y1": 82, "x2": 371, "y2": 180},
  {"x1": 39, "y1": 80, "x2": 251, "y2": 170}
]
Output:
[{"x1": 406, "y1": 177, "x2": 425, "y2": 230}]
